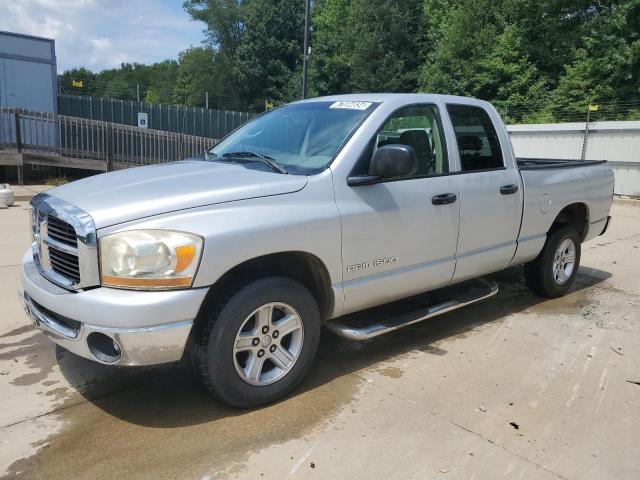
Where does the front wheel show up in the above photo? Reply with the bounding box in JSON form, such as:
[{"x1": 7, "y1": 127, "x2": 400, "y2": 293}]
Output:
[
  {"x1": 524, "y1": 225, "x2": 581, "y2": 298},
  {"x1": 196, "y1": 277, "x2": 320, "y2": 408}
]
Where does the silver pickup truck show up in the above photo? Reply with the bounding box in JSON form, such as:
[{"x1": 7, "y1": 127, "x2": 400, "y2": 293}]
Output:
[{"x1": 20, "y1": 94, "x2": 614, "y2": 407}]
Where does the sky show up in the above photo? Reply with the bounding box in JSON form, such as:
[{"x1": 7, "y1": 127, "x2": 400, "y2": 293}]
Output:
[{"x1": 0, "y1": 0, "x2": 206, "y2": 73}]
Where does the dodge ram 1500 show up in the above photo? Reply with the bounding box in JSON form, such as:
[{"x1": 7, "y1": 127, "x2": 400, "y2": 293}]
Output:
[{"x1": 20, "y1": 94, "x2": 614, "y2": 407}]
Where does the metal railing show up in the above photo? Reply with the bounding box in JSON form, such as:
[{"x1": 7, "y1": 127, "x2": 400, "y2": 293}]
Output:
[{"x1": 0, "y1": 107, "x2": 217, "y2": 171}]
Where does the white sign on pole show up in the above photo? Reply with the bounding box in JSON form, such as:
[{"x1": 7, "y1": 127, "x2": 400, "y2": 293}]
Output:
[{"x1": 137, "y1": 112, "x2": 148, "y2": 129}]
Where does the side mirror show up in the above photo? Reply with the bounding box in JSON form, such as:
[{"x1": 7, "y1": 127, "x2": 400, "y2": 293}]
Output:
[
  {"x1": 347, "y1": 144, "x2": 417, "y2": 186},
  {"x1": 369, "y1": 144, "x2": 418, "y2": 178}
]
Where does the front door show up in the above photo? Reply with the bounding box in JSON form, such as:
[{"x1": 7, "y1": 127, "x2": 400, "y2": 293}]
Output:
[{"x1": 335, "y1": 104, "x2": 461, "y2": 315}]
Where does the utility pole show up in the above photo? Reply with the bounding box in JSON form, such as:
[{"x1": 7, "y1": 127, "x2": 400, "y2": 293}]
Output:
[
  {"x1": 301, "y1": 0, "x2": 311, "y2": 99},
  {"x1": 136, "y1": 83, "x2": 140, "y2": 102},
  {"x1": 206, "y1": 91, "x2": 209, "y2": 109}
]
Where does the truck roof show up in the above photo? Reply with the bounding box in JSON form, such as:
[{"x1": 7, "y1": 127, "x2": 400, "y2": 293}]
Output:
[{"x1": 296, "y1": 93, "x2": 493, "y2": 109}]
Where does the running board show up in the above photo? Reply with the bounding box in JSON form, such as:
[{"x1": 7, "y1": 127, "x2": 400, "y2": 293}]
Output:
[{"x1": 326, "y1": 278, "x2": 498, "y2": 341}]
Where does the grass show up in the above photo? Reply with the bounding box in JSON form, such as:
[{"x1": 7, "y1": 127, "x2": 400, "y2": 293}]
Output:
[{"x1": 42, "y1": 177, "x2": 69, "y2": 187}]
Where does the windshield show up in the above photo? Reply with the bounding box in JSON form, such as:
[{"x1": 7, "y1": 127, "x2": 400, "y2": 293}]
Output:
[{"x1": 208, "y1": 100, "x2": 378, "y2": 174}]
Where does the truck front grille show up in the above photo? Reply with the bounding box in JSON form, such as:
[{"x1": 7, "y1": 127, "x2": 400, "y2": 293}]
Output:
[
  {"x1": 31, "y1": 193, "x2": 100, "y2": 291},
  {"x1": 46, "y1": 216, "x2": 78, "y2": 248},
  {"x1": 45, "y1": 216, "x2": 81, "y2": 284},
  {"x1": 48, "y1": 243, "x2": 81, "y2": 283}
]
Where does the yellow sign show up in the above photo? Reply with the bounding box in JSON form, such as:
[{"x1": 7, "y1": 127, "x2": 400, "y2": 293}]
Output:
[
  {"x1": 588, "y1": 104, "x2": 599, "y2": 112},
  {"x1": 72, "y1": 80, "x2": 83, "y2": 88},
  {"x1": 265, "y1": 100, "x2": 274, "y2": 110}
]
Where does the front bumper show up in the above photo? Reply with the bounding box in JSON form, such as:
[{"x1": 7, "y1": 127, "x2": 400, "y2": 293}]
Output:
[{"x1": 20, "y1": 250, "x2": 209, "y2": 366}]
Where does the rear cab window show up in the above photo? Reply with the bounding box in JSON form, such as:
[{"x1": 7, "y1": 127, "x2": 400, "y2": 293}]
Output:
[{"x1": 447, "y1": 104, "x2": 503, "y2": 172}]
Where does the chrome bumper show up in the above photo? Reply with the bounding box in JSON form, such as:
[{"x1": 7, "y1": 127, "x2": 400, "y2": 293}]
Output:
[{"x1": 20, "y1": 249, "x2": 208, "y2": 366}]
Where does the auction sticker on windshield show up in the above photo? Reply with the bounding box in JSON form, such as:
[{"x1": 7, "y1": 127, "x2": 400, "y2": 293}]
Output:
[{"x1": 330, "y1": 101, "x2": 372, "y2": 110}]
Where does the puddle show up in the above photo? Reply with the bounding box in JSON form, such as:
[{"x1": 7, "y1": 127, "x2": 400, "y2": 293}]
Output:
[
  {"x1": 5, "y1": 359, "x2": 361, "y2": 479},
  {"x1": 529, "y1": 292, "x2": 597, "y2": 316},
  {"x1": 0, "y1": 325, "x2": 36, "y2": 338},
  {"x1": 376, "y1": 366, "x2": 404, "y2": 379},
  {"x1": 0, "y1": 332, "x2": 57, "y2": 387}
]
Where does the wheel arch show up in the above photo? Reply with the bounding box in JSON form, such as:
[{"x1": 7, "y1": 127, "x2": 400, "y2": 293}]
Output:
[
  {"x1": 191, "y1": 251, "x2": 334, "y2": 343},
  {"x1": 550, "y1": 203, "x2": 589, "y2": 241}
]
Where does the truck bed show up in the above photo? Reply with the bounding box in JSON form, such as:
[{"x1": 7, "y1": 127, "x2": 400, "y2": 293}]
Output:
[{"x1": 517, "y1": 158, "x2": 607, "y2": 170}]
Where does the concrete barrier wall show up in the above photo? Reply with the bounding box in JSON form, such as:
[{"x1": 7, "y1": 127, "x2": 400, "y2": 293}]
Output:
[{"x1": 507, "y1": 121, "x2": 640, "y2": 195}]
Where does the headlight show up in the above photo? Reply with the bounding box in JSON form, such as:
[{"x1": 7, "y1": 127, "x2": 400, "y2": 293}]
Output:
[{"x1": 100, "y1": 230, "x2": 203, "y2": 290}]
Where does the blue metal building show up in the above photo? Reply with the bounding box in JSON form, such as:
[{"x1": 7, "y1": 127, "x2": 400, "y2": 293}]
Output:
[{"x1": 0, "y1": 30, "x2": 57, "y2": 112}]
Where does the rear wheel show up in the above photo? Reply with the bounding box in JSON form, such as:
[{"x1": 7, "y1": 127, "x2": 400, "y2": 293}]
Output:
[
  {"x1": 196, "y1": 277, "x2": 320, "y2": 408},
  {"x1": 524, "y1": 225, "x2": 581, "y2": 298}
]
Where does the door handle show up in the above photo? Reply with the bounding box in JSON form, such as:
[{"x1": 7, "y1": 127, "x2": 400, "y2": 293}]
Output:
[
  {"x1": 500, "y1": 184, "x2": 519, "y2": 195},
  {"x1": 431, "y1": 193, "x2": 457, "y2": 205}
]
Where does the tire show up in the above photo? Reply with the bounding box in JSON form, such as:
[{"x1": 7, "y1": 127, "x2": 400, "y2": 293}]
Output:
[
  {"x1": 196, "y1": 276, "x2": 321, "y2": 408},
  {"x1": 524, "y1": 225, "x2": 581, "y2": 298}
]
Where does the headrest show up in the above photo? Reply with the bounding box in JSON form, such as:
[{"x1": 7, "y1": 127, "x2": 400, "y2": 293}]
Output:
[{"x1": 458, "y1": 135, "x2": 483, "y2": 151}]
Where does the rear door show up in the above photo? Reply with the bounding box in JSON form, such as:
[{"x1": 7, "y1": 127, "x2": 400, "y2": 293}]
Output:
[{"x1": 445, "y1": 103, "x2": 523, "y2": 282}]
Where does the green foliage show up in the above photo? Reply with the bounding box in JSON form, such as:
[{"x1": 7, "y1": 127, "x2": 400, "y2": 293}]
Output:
[
  {"x1": 309, "y1": 0, "x2": 425, "y2": 95},
  {"x1": 417, "y1": 0, "x2": 639, "y2": 121},
  {"x1": 58, "y1": 0, "x2": 640, "y2": 123},
  {"x1": 349, "y1": 0, "x2": 425, "y2": 92},
  {"x1": 172, "y1": 47, "x2": 219, "y2": 106},
  {"x1": 183, "y1": 0, "x2": 246, "y2": 59},
  {"x1": 307, "y1": 0, "x2": 351, "y2": 96},
  {"x1": 235, "y1": 0, "x2": 306, "y2": 102},
  {"x1": 143, "y1": 88, "x2": 161, "y2": 103},
  {"x1": 104, "y1": 77, "x2": 131, "y2": 99},
  {"x1": 554, "y1": 1, "x2": 640, "y2": 109}
]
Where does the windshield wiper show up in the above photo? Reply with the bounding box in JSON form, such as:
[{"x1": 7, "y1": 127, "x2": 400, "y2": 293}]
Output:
[{"x1": 222, "y1": 151, "x2": 288, "y2": 174}]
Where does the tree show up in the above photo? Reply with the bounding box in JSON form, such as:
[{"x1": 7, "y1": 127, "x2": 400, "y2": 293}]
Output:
[
  {"x1": 144, "y1": 88, "x2": 161, "y2": 103},
  {"x1": 235, "y1": 0, "x2": 305, "y2": 102},
  {"x1": 184, "y1": 0, "x2": 247, "y2": 95},
  {"x1": 172, "y1": 47, "x2": 218, "y2": 106},
  {"x1": 554, "y1": 0, "x2": 640, "y2": 115},
  {"x1": 476, "y1": 26, "x2": 548, "y2": 122},
  {"x1": 144, "y1": 61, "x2": 180, "y2": 103},
  {"x1": 55, "y1": 0, "x2": 640, "y2": 123},
  {"x1": 103, "y1": 77, "x2": 131, "y2": 99},
  {"x1": 184, "y1": 0, "x2": 246, "y2": 59},
  {"x1": 347, "y1": 0, "x2": 425, "y2": 93},
  {"x1": 58, "y1": 68, "x2": 97, "y2": 95},
  {"x1": 310, "y1": 0, "x2": 425, "y2": 95},
  {"x1": 308, "y1": 0, "x2": 352, "y2": 96}
]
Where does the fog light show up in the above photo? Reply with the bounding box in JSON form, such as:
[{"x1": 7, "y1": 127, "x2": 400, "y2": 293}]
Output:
[{"x1": 87, "y1": 332, "x2": 122, "y2": 364}]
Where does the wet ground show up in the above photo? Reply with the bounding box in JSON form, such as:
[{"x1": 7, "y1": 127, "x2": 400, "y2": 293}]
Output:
[{"x1": 1, "y1": 199, "x2": 639, "y2": 479}]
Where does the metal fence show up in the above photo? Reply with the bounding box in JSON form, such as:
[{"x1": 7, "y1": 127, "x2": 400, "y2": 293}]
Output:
[
  {"x1": 0, "y1": 107, "x2": 216, "y2": 172},
  {"x1": 57, "y1": 94, "x2": 257, "y2": 139}
]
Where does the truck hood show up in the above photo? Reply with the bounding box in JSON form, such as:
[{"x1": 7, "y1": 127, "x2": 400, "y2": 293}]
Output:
[{"x1": 48, "y1": 160, "x2": 309, "y2": 228}]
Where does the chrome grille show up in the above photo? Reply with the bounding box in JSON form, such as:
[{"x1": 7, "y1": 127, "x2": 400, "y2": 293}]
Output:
[
  {"x1": 47, "y1": 238, "x2": 81, "y2": 282},
  {"x1": 30, "y1": 193, "x2": 99, "y2": 291},
  {"x1": 46, "y1": 216, "x2": 78, "y2": 248},
  {"x1": 43, "y1": 215, "x2": 81, "y2": 285}
]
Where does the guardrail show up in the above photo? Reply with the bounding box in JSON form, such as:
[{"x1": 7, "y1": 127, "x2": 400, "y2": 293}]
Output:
[{"x1": 0, "y1": 107, "x2": 217, "y2": 183}]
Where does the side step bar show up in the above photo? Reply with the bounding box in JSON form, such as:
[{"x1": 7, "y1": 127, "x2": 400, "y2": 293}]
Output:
[{"x1": 326, "y1": 278, "x2": 498, "y2": 341}]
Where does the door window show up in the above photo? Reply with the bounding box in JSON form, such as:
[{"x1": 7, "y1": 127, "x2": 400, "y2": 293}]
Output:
[
  {"x1": 356, "y1": 104, "x2": 449, "y2": 177},
  {"x1": 447, "y1": 104, "x2": 503, "y2": 172}
]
